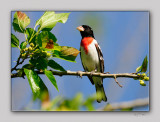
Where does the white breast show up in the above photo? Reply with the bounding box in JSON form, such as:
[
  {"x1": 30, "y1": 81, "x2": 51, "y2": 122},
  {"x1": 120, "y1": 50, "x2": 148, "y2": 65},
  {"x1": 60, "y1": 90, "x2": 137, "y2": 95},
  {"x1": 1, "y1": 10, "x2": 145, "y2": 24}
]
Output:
[{"x1": 80, "y1": 39, "x2": 100, "y2": 72}]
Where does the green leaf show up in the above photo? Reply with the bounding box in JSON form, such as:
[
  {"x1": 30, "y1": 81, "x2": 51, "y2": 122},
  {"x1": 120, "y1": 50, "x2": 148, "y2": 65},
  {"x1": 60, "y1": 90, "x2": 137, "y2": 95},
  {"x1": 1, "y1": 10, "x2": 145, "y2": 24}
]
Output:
[
  {"x1": 12, "y1": 11, "x2": 30, "y2": 33},
  {"x1": 52, "y1": 46, "x2": 80, "y2": 62},
  {"x1": 24, "y1": 68, "x2": 49, "y2": 100},
  {"x1": 25, "y1": 28, "x2": 36, "y2": 43},
  {"x1": 44, "y1": 70, "x2": 59, "y2": 91},
  {"x1": 48, "y1": 59, "x2": 66, "y2": 71},
  {"x1": 29, "y1": 57, "x2": 48, "y2": 70},
  {"x1": 136, "y1": 66, "x2": 142, "y2": 73},
  {"x1": 85, "y1": 104, "x2": 95, "y2": 111},
  {"x1": 37, "y1": 31, "x2": 57, "y2": 47},
  {"x1": 42, "y1": 43, "x2": 61, "y2": 51},
  {"x1": 22, "y1": 64, "x2": 33, "y2": 69},
  {"x1": 141, "y1": 56, "x2": 148, "y2": 72},
  {"x1": 11, "y1": 33, "x2": 19, "y2": 47},
  {"x1": 20, "y1": 41, "x2": 27, "y2": 50},
  {"x1": 35, "y1": 11, "x2": 70, "y2": 31}
]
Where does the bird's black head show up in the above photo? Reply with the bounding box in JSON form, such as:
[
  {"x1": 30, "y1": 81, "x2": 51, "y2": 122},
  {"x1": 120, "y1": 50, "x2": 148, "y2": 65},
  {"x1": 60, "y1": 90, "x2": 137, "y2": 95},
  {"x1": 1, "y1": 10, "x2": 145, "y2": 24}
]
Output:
[{"x1": 77, "y1": 25, "x2": 95, "y2": 39}]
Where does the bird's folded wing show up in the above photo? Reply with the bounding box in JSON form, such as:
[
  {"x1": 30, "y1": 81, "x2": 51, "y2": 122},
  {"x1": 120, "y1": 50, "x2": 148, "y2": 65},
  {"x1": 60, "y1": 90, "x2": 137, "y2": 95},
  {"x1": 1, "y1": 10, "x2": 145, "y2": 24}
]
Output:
[{"x1": 95, "y1": 43, "x2": 104, "y2": 73}]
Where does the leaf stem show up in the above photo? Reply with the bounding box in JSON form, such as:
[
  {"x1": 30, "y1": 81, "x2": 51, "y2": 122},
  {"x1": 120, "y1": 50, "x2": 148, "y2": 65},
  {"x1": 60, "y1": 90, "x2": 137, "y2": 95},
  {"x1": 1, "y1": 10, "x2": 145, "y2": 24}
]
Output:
[
  {"x1": 24, "y1": 33, "x2": 28, "y2": 43},
  {"x1": 28, "y1": 29, "x2": 40, "y2": 43},
  {"x1": 18, "y1": 46, "x2": 21, "y2": 50}
]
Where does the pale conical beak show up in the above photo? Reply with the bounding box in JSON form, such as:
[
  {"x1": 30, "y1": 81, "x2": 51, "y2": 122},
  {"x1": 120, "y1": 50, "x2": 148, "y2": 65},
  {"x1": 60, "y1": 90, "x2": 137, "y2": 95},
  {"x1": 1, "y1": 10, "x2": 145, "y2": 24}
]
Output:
[{"x1": 77, "y1": 26, "x2": 84, "y2": 31}]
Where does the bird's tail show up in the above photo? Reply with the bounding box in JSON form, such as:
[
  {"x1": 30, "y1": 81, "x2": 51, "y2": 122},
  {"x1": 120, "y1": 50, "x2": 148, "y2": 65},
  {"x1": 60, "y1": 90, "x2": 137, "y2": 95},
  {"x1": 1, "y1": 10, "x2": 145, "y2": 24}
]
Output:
[{"x1": 95, "y1": 84, "x2": 107, "y2": 103}]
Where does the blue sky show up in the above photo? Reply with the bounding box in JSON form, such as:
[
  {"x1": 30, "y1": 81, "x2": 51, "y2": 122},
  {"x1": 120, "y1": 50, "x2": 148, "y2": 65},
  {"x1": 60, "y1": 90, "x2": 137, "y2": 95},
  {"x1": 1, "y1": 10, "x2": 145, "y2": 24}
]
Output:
[{"x1": 11, "y1": 11, "x2": 149, "y2": 111}]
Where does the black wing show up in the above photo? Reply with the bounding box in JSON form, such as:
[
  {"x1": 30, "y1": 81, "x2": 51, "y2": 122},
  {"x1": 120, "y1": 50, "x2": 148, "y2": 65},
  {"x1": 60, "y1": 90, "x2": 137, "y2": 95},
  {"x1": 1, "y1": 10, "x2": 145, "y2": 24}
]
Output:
[
  {"x1": 95, "y1": 43, "x2": 104, "y2": 73},
  {"x1": 80, "y1": 49, "x2": 94, "y2": 85}
]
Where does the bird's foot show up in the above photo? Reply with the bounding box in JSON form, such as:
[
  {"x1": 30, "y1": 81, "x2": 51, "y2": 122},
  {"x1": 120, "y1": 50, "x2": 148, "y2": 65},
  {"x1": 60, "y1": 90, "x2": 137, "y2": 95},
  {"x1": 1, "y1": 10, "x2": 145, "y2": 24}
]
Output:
[
  {"x1": 77, "y1": 71, "x2": 83, "y2": 78},
  {"x1": 90, "y1": 70, "x2": 95, "y2": 76},
  {"x1": 104, "y1": 72, "x2": 110, "y2": 74}
]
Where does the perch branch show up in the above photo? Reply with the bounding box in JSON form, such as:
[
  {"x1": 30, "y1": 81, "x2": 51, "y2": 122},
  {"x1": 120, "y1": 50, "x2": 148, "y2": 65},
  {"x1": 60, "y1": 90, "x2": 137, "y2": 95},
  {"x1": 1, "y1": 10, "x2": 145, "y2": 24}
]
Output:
[
  {"x1": 11, "y1": 70, "x2": 140, "y2": 87},
  {"x1": 11, "y1": 70, "x2": 140, "y2": 78}
]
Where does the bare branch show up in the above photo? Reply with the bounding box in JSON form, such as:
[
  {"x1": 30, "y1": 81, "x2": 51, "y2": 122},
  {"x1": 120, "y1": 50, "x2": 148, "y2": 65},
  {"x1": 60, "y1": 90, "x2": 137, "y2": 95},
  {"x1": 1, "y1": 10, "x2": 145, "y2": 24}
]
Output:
[
  {"x1": 101, "y1": 98, "x2": 149, "y2": 111},
  {"x1": 11, "y1": 70, "x2": 140, "y2": 80}
]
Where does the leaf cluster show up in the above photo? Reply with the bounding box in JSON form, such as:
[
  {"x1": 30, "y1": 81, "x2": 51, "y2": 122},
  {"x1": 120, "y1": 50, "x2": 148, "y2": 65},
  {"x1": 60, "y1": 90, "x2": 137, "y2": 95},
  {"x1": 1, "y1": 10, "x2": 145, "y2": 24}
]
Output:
[
  {"x1": 134, "y1": 56, "x2": 149, "y2": 86},
  {"x1": 11, "y1": 11, "x2": 80, "y2": 101}
]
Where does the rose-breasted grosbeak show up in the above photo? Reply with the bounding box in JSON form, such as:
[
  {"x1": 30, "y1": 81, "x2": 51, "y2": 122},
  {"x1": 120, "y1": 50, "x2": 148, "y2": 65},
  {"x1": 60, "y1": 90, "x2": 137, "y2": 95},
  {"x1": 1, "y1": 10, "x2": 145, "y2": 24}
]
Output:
[{"x1": 77, "y1": 25, "x2": 107, "y2": 103}]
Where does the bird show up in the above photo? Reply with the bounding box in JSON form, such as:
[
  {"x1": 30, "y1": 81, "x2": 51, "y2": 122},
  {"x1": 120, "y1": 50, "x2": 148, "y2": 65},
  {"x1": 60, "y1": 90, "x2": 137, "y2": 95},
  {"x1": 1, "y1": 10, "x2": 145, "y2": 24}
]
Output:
[{"x1": 77, "y1": 25, "x2": 107, "y2": 103}]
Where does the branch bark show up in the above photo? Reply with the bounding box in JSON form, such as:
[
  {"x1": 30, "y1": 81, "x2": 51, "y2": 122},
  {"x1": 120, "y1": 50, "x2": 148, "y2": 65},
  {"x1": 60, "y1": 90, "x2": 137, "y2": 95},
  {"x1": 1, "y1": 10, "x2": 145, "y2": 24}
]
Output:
[
  {"x1": 11, "y1": 70, "x2": 139, "y2": 78},
  {"x1": 11, "y1": 70, "x2": 140, "y2": 78}
]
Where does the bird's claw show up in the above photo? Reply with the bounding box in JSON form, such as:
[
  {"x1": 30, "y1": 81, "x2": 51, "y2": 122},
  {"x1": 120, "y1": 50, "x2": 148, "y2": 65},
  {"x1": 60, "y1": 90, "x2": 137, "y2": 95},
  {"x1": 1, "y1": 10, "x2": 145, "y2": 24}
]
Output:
[
  {"x1": 90, "y1": 71, "x2": 95, "y2": 76},
  {"x1": 104, "y1": 72, "x2": 110, "y2": 74},
  {"x1": 77, "y1": 71, "x2": 83, "y2": 78}
]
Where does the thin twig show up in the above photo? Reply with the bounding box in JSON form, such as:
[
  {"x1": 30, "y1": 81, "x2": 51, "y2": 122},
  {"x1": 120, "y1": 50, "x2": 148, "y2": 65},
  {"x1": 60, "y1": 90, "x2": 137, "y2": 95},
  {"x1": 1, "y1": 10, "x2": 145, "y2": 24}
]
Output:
[
  {"x1": 11, "y1": 55, "x2": 27, "y2": 72},
  {"x1": 114, "y1": 75, "x2": 123, "y2": 87},
  {"x1": 11, "y1": 55, "x2": 21, "y2": 72}
]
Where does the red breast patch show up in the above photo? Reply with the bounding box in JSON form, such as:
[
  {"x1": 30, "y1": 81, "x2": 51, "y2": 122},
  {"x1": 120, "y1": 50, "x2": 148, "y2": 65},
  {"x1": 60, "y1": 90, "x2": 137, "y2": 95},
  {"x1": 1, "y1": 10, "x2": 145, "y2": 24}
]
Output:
[{"x1": 81, "y1": 37, "x2": 94, "y2": 54}]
